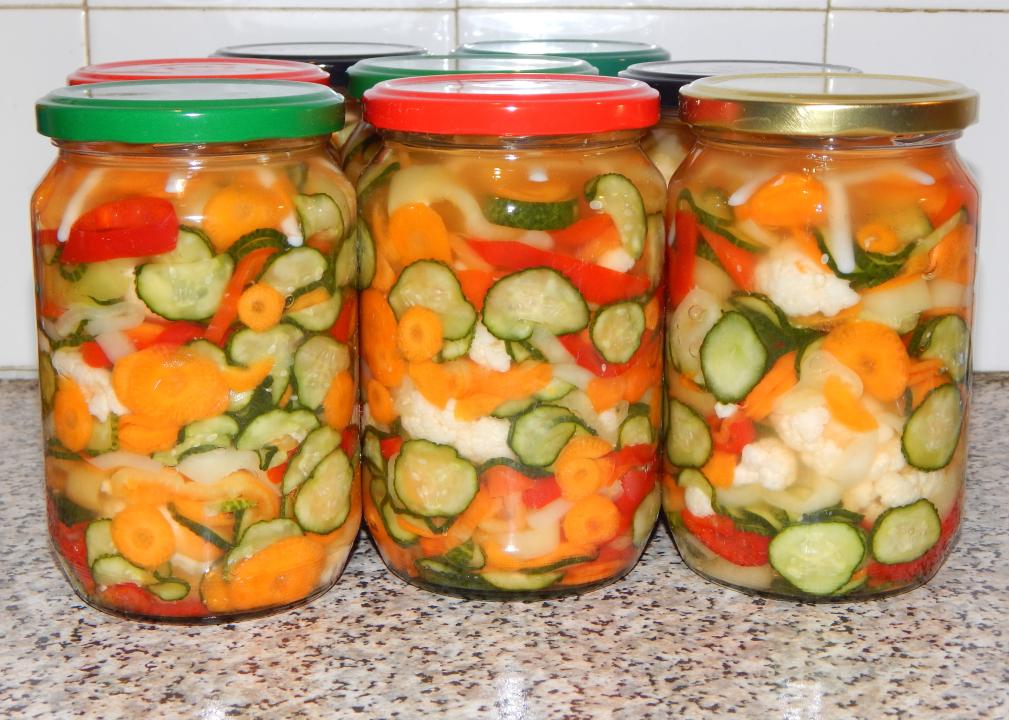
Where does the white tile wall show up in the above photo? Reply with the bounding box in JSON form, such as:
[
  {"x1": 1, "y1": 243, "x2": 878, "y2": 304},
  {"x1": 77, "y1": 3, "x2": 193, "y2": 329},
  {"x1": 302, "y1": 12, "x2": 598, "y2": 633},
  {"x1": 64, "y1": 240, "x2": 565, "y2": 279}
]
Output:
[{"x1": 3, "y1": 2, "x2": 1008, "y2": 372}]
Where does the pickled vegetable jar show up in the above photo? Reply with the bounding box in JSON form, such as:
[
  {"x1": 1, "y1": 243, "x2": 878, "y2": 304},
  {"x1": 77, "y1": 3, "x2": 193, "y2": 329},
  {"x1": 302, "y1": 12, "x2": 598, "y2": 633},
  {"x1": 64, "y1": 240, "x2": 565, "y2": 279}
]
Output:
[
  {"x1": 34, "y1": 80, "x2": 360, "y2": 621},
  {"x1": 359, "y1": 75, "x2": 665, "y2": 598},
  {"x1": 343, "y1": 54, "x2": 598, "y2": 184},
  {"x1": 454, "y1": 39, "x2": 668, "y2": 77},
  {"x1": 215, "y1": 42, "x2": 424, "y2": 147},
  {"x1": 67, "y1": 57, "x2": 331, "y2": 86},
  {"x1": 619, "y1": 60, "x2": 860, "y2": 185},
  {"x1": 664, "y1": 73, "x2": 979, "y2": 600}
]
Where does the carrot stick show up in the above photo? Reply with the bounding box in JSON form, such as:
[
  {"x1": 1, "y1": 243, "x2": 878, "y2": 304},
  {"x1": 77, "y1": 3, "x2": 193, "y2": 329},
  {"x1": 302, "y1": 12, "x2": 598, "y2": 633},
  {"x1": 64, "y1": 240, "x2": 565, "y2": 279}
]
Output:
[
  {"x1": 366, "y1": 379, "x2": 398, "y2": 425},
  {"x1": 322, "y1": 371, "x2": 355, "y2": 431},
  {"x1": 824, "y1": 376, "x2": 878, "y2": 432},
  {"x1": 742, "y1": 351, "x2": 797, "y2": 421},
  {"x1": 701, "y1": 450, "x2": 737, "y2": 489},
  {"x1": 53, "y1": 377, "x2": 94, "y2": 453}
]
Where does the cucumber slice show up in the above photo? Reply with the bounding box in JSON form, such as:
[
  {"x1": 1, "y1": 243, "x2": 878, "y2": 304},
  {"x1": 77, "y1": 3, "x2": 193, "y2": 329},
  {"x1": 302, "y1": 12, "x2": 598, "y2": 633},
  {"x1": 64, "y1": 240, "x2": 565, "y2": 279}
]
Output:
[
  {"x1": 534, "y1": 378, "x2": 574, "y2": 402},
  {"x1": 910, "y1": 208, "x2": 966, "y2": 257},
  {"x1": 415, "y1": 559, "x2": 490, "y2": 591},
  {"x1": 438, "y1": 333, "x2": 474, "y2": 362},
  {"x1": 644, "y1": 213, "x2": 665, "y2": 286},
  {"x1": 154, "y1": 227, "x2": 214, "y2": 264},
  {"x1": 585, "y1": 173, "x2": 647, "y2": 259},
  {"x1": 870, "y1": 205, "x2": 933, "y2": 244},
  {"x1": 70, "y1": 259, "x2": 134, "y2": 304},
  {"x1": 91, "y1": 556, "x2": 156, "y2": 587},
  {"x1": 168, "y1": 504, "x2": 232, "y2": 550},
  {"x1": 292, "y1": 335, "x2": 350, "y2": 410},
  {"x1": 282, "y1": 426, "x2": 342, "y2": 495},
  {"x1": 227, "y1": 325, "x2": 303, "y2": 404},
  {"x1": 148, "y1": 579, "x2": 190, "y2": 602},
  {"x1": 483, "y1": 268, "x2": 589, "y2": 341},
  {"x1": 136, "y1": 254, "x2": 233, "y2": 321},
  {"x1": 491, "y1": 398, "x2": 536, "y2": 419},
  {"x1": 700, "y1": 311, "x2": 767, "y2": 403},
  {"x1": 481, "y1": 569, "x2": 562, "y2": 591},
  {"x1": 39, "y1": 351, "x2": 57, "y2": 413},
  {"x1": 666, "y1": 399, "x2": 711, "y2": 468},
  {"x1": 284, "y1": 294, "x2": 342, "y2": 332},
  {"x1": 590, "y1": 301, "x2": 645, "y2": 364},
  {"x1": 380, "y1": 500, "x2": 420, "y2": 547},
  {"x1": 506, "y1": 340, "x2": 543, "y2": 363},
  {"x1": 295, "y1": 193, "x2": 345, "y2": 243},
  {"x1": 236, "y1": 409, "x2": 319, "y2": 451},
  {"x1": 260, "y1": 247, "x2": 328, "y2": 297},
  {"x1": 85, "y1": 519, "x2": 117, "y2": 567},
  {"x1": 362, "y1": 426, "x2": 388, "y2": 475},
  {"x1": 669, "y1": 286, "x2": 722, "y2": 377},
  {"x1": 153, "y1": 415, "x2": 238, "y2": 465},
  {"x1": 293, "y1": 449, "x2": 353, "y2": 534},
  {"x1": 388, "y1": 260, "x2": 477, "y2": 341},
  {"x1": 870, "y1": 498, "x2": 941, "y2": 565},
  {"x1": 228, "y1": 229, "x2": 287, "y2": 261},
  {"x1": 901, "y1": 383, "x2": 963, "y2": 471},
  {"x1": 769, "y1": 522, "x2": 865, "y2": 596},
  {"x1": 509, "y1": 404, "x2": 586, "y2": 468},
  {"x1": 86, "y1": 414, "x2": 119, "y2": 454},
  {"x1": 225, "y1": 518, "x2": 303, "y2": 571},
  {"x1": 632, "y1": 486, "x2": 661, "y2": 546},
  {"x1": 442, "y1": 539, "x2": 486, "y2": 570},
  {"x1": 911, "y1": 314, "x2": 969, "y2": 383},
  {"x1": 356, "y1": 221, "x2": 376, "y2": 290},
  {"x1": 357, "y1": 159, "x2": 399, "y2": 204},
  {"x1": 694, "y1": 188, "x2": 734, "y2": 224},
  {"x1": 483, "y1": 196, "x2": 577, "y2": 231},
  {"x1": 393, "y1": 440, "x2": 479, "y2": 518},
  {"x1": 619, "y1": 413, "x2": 653, "y2": 449},
  {"x1": 677, "y1": 467, "x2": 714, "y2": 498},
  {"x1": 333, "y1": 234, "x2": 357, "y2": 289}
]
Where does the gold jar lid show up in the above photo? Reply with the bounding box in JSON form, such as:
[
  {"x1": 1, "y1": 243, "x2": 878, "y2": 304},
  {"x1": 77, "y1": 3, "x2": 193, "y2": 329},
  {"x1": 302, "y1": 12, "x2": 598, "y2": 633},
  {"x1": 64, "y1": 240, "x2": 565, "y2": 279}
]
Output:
[{"x1": 679, "y1": 73, "x2": 978, "y2": 137}]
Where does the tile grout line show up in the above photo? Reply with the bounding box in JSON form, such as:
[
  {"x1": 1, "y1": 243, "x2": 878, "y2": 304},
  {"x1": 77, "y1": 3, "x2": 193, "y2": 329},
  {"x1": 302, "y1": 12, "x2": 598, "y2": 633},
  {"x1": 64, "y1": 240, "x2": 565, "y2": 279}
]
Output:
[
  {"x1": 82, "y1": 0, "x2": 91, "y2": 64},
  {"x1": 822, "y1": 0, "x2": 830, "y2": 64}
]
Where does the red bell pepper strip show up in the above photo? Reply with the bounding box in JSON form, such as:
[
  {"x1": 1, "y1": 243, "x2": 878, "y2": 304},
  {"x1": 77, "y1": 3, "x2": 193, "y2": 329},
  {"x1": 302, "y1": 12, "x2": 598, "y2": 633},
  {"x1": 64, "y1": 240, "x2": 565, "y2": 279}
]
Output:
[
  {"x1": 707, "y1": 413, "x2": 757, "y2": 455},
  {"x1": 484, "y1": 464, "x2": 535, "y2": 498},
  {"x1": 62, "y1": 197, "x2": 179, "y2": 264},
  {"x1": 522, "y1": 477, "x2": 562, "y2": 509},
  {"x1": 548, "y1": 212, "x2": 616, "y2": 249},
  {"x1": 101, "y1": 583, "x2": 209, "y2": 618},
  {"x1": 267, "y1": 462, "x2": 287, "y2": 485},
  {"x1": 668, "y1": 210, "x2": 698, "y2": 307},
  {"x1": 329, "y1": 291, "x2": 357, "y2": 343},
  {"x1": 467, "y1": 239, "x2": 650, "y2": 305},
  {"x1": 614, "y1": 469, "x2": 655, "y2": 534},
  {"x1": 50, "y1": 514, "x2": 95, "y2": 594},
  {"x1": 681, "y1": 509, "x2": 771, "y2": 566},
  {"x1": 698, "y1": 225, "x2": 757, "y2": 291},
  {"x1": 205, "y1": 246, "x2": 277, "y2": 345},
  {"x1": 609, "y1": 444, "x2": 656, "y2": 475},
  {"x1": 558, "y1": 329, "x2": 659, "y2": 378},
  {"x1": 456, "y1": 269, "x2": 498, "y2": 311},
  {"x1": 80, "y1": 341, "x2": 112, "y2": 369},
  {"x1": 379, "y1": 435, "x2": 404, "y2": 460},
  {"x1": 152, "y1": 321, "x2": 207, "y2": 347},
  {"x1": 341, "y1": 425, "x2": 359, "y2": 457},
  {"x1": 867, "y1": 500, "x2": 961, "y2": 585}
]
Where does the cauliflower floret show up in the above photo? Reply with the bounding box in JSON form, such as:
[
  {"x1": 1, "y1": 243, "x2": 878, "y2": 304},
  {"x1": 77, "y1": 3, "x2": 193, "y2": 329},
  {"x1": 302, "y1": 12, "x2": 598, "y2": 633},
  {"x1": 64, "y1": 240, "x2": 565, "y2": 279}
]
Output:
[
  {"x1": 714, "y1": 402, "x2": 739, "y2": 419},
  {"x1": 684, "y1": 486, "x2": 715, "y2": 517},
  {"x1": 468, "y1": 322, "x2": 511, "y2": 373},
  {"x1": 598, "y1": 248, "x2": 636, "y2": 273},
  {"x1": 733, "y1": 438, "x2": 798, "y2": 491},
  {"x1": 395, "y1": 378, "x2": 513, "y2": 464},
  {"x1": 771, "y1": 403, "x2": 845, "y2": 478},
  {"x1": 51, "y1": 347, "x2": 128, "y2": 421},
  {"x1": 595, "y1": 406, "x2": 626, "y2": 442},
  {"x1": 875, "y1": 471, "x2": 923, "y2": 509},
  {"x1": 843, "y1": 463, "x2": 947, "y2": 521},
  {"x1": 755, "y1": 245, "x2": 860, "y2": 318}
]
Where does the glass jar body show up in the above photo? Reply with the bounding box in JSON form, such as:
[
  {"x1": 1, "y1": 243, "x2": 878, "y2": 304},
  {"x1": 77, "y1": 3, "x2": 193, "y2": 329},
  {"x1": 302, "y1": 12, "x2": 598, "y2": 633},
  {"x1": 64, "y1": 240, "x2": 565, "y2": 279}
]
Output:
[
  {"x1": 663, "y1": 130, "x2": 976, "y2": 600},
  {"x1": 33, "y1": 137, "x2": 360, "y2": 622},
  {"x1": 641, "y1": 111, "x2": 694, "y2": 185},
  {"x1": 358, "y1": 131, "x2": 666, "y2": 598}
]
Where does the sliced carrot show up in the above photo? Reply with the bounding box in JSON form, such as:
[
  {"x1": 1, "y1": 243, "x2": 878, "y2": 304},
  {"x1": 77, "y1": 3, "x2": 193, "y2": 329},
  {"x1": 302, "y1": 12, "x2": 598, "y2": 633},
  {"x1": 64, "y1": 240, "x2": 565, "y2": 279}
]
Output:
[
  {"x1": 856, "y1": 223, "x2": 901, "y2": 254},
  {"x1": 701, "y1": 450, "x2": 737, "y2": 489},
  {"x1": 482, "y1": 540, "x2": 594, "y2": 572},
  {"x1": 454, "y1": 393, "x2": 503, "y2": 421},
  {"x1": 622, "y1": 345, "x2": 663, "y2": 405},
  {"x1": 791, "y1": 228, "x2": 830, "y2": 268},
  {"x1": 322, "y1": 370, "x2": 355, "y2": 431},
  {"x1": 587, "y1": 375, "x2": 625, "y2": 413},
  {"x1": 558, "y1": 435, "x2": 612, "y2": 463},
  {"x1": 237, "y1": 282, "x2": 285, "y2": 332},
  {"x1": 110, "y1": 505, "x2": 176, "y2": 569},
  {"x1": 822, "y1": 321, "x2": 910, "y2": 403},
  {"x1": 367, "y1": 379, "x2": 398, "y2": 425},
  {"x1": 222, "y1": 357, "x2": 274, "y2": 393},
  {"x1": 227, "y1": 536, "x2": 325, "y2": 611},
  {"x1": 388, "y1": 203, "x2": 452, "y2": 266},
  {"x1": 644, "y1": 295, "x2": 661, "y2": 331},
  {"x1": 118, "y1": 414, "x2": 180, "y2": 454},
  {"x1": 53, "y1": 377, "x2": 93, "y2": 453},
  {"x1": 408, "y1": 362, "x2": 454, "y2": 409},
  {"x1": 360, "y1": 289, "x2": 406, "y2": 387},
  {"x1": 286, "y1": 287, "x2": 330, "y2": 313},
  {"x1": 456, "y1": 269, "x2": 497, "y2": 312},
  {"x1": 910, "y1": 372, "x2": 950, "y2": 409},
  {"x1": 742, "y1": 351, "x2": 798, "y2": 421},
  {"x1": 824, "y1": 376, "x2": 878, "y2": 432},
  {"x1": 929, "y1": 224, "x2": 974, "y2": 284},
  {"x1": 203, "y1": 183, "x2": 290, "y2": 252},
  {"x1": 562, "y1": 495, "x2": 621, "y2": 546},
  {"x1": 556, "y1": 458, "x2": 611, "y2": 501},
  {"x1": 396, "y1": 305, "x2": 444, "y2": 363},
  {"x1": 484, "y1": 465, "x2": 534, "y2": 499},
  {"x1": 908, "y1": 358, "x2": 944, "y2": 384},
  {"x1": 558, "y1": 558, "x2": 625, "y2": 587},
  {"x1": 113, "y1": 345, "x2": 229, "y2": 425},
  {"x1": 663, "y1": 477, "x2": 685, "y2": 512},
  {"x1": 200, "y1": 566, "x2": 233, "y2": 613},
  {"x1": 395, "y1": 514, "x2": 440, "y2": 539},
  {"x1": 124, "y1": 322, "x2": 167, "y2": 349},
  {"x1": 419, "y1": 488, "x2": 498, "y2": 557},
  {"x1": 743, "y1": 172, "x2": 826, "y2": 227},
  {"x1": 205, "y1": 247, "x2": 277, "y2": 345},
  {"x1": 364, "y1": 492, "x2": 418, "y2": 574}
]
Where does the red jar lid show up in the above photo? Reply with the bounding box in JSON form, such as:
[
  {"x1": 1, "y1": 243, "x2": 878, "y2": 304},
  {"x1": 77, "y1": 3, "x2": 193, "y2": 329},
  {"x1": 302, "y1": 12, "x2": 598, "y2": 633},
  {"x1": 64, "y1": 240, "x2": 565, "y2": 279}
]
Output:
[
  {"x1": 67, "y1": 57, "x2": 331, "y2": 86},
  {"x1": 364, "y1": 73, "x2": 659, "y2": 136}
]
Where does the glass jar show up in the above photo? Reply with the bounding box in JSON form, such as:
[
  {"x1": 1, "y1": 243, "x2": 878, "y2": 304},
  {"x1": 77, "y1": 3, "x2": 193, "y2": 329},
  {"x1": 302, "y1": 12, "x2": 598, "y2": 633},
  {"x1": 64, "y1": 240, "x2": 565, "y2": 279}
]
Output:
[
  {"x1": 343, "y1": 54, "x2": 598, "y2": 184},
  {"x1": 664, "y1": 73, "x2": 979, "y2": 600},
  {"x1": 619, "y1": 60, "x2": 860, "y2": 185},
  {"x1": 215, "y1": 42, "x2": 425, "y2": 149},
  {"x1": 359, "y1": 74, "x2": 666, "y2": 598},
  {"x1": 34, "y1": 80, "x2": 360, "y2": 622},
  {"x1": 453, "y1": 39, "x2": 668, "y2": 77},
  {"x1": 67, "y1": 57, "x2": 332, "y2": 86}
]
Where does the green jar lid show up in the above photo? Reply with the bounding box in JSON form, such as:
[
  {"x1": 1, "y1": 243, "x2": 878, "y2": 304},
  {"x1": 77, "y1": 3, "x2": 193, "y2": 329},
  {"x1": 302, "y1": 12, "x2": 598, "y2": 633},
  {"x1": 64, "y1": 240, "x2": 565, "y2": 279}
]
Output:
[
  {"x1": 347, "y1": 53, "x2": 598, "y2": 98},
  {"x1": 454, "y1": 39, "x2": 669, "y2": 77},
  {"x1": 36, "y1": 79, "x2": 344, "y2": 144}
]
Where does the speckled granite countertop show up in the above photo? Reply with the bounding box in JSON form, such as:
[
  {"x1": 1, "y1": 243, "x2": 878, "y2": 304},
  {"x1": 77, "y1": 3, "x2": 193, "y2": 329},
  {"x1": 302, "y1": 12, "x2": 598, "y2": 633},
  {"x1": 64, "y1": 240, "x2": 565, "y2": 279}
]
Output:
[{"x1": 1, "y1": 376, "x2": 1007, "y2": 719}]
